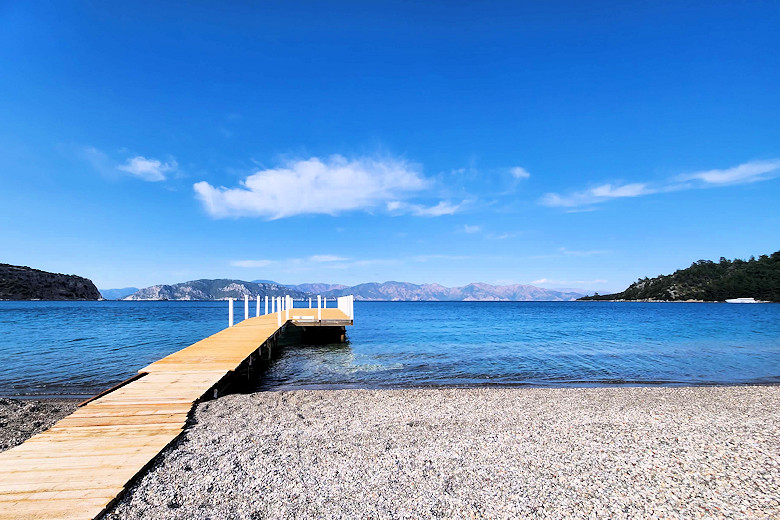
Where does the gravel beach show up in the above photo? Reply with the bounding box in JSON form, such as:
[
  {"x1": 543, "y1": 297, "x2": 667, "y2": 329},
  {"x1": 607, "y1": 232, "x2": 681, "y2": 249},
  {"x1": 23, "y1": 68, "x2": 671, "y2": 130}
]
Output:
[
  {"x1": 0, "y1": 397, "x2": 79, "y2": 452},
  {"x1": 102, "y1": 386, "x2": 780, "y2": 519}
]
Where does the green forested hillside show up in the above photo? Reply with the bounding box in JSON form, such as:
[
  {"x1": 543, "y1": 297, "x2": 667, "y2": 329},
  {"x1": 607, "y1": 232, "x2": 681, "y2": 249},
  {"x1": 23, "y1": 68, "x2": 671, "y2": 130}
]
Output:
[{"x1": 579, "y1": 252, "x2": 780, "y2": 302}]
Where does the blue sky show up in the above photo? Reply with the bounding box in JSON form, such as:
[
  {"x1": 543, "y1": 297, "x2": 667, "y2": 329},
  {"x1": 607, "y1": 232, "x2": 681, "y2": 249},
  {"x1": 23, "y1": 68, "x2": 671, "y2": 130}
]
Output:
[{"x1": 1, "y1": 1, "x2": 778, "y2": 292}]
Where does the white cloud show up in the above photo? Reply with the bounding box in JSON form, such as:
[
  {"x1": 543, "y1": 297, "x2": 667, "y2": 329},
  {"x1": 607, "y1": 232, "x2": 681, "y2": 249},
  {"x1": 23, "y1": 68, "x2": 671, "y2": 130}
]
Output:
[
  {"x1": 541, "y1": 159, "x2": 780, "y2": 209},
  {"x1": 308, "y1": 255, "x2": 349, "y2": 263},
  {"x1": 230, "y1": 260, "x2": 274, "y2": 268},
  {"x1": 677, "y1": 159, "x2": 780, "y2": 185},
  {"x1": 486, "y1": 232, "x2": 517, "y2": 240},
  {"x1": 194, "y1": 155, "x2": 428, "y2": 219},
  {"x1": 509, "y1": 166, "x2": 531, "y2": 179},
  {"x1": 541, "y1": 183, "x2": 652, "y2": 208},
  {"x1": 412, "y1": 254, "x2": 470, "y2": 262},
  {"x1": 118, "y1": 156, "x2": 177, "y2": 182},
  {"x1": 413, "y1": 201, "x2": 462, "y2": 216},
  {"x1": 386, "y1": 199, "x2": 463, "y2": 217},
  {"x1": 463, "y1": 224, "x2": 481, "y2": 233}
]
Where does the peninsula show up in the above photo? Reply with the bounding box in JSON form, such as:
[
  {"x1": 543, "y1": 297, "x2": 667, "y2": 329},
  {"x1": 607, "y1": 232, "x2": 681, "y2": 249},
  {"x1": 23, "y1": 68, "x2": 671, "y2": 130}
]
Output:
[
  {"x1": 0, "y1": 263, "x2": 100, "y2": 301},
  {"x1": 579, "y1": 251, "x2": 779, "y2": 302}
]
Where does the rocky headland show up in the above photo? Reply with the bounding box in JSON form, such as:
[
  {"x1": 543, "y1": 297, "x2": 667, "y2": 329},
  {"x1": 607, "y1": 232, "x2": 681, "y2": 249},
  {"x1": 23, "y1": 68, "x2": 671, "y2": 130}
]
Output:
[{"x1": 0, "y1": 263, "x2": 101, "y2": 300}]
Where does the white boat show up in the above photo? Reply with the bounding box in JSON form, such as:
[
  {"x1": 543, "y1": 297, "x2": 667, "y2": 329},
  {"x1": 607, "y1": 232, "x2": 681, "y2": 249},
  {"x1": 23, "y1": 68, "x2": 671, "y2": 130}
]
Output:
[{"x1": 725, "y1": 297, "x2": 761, "y2": 304}]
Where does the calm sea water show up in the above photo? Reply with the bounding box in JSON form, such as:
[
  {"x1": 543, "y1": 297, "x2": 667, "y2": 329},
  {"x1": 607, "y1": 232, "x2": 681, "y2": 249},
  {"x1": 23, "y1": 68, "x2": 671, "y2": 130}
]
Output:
[{"x1": 0, "y1": 301, "x2": 778, "y2": 397}]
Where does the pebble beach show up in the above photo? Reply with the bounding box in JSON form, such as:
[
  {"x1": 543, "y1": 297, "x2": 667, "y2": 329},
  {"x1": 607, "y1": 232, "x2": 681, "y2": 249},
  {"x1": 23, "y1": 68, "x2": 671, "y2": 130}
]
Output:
[
  {"x1": 92, "y1": 386, "x2": 780, "y2": 519},
  {"x1": 0, "y1": 398, "x2": 78, "y2": 452}
]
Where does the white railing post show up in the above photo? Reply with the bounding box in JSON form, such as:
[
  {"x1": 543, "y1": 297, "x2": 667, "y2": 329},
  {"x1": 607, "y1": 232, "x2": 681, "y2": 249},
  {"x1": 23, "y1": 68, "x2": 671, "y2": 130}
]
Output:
[
  {"x1": 350, "y1": 295, "x2": 354, "y2": 319},
  {"x1": 228, "y1": 298, "x2": 234, "y2": 327},
  {"x1": 317, "y1": 295, "x2": 322, "y2": 321},
  {"x1": 277, "y1": 297, "x2": 282, "y2": 326},
  {"x1": 256, "y1": 295, "x2": 260, "y2": 317},
  {"x1": 308, "y1": 297, "x2": 312, "y2": 308},
  {"x1": 244, "y1": 295, "x2": 249, "y2": 320},
  {"x1": 264, "y1": 295, "x2": 268, "y2": 315},
  {"x1": 285, "y1": 295, "x2": 290, "y2": 320},
  {"x1": 323, "y1": 296, "x2": 327, "y2": 309}
]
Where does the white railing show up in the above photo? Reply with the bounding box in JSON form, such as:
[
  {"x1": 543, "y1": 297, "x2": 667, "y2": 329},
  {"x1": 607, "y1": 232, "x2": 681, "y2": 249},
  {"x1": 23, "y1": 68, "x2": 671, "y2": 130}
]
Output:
[
  {"x1": 229, "y1": 293, "x2": 354, "y2": 327},
  {"x1": 337, "y1": 295, "x2": 354, "y2": 319}
]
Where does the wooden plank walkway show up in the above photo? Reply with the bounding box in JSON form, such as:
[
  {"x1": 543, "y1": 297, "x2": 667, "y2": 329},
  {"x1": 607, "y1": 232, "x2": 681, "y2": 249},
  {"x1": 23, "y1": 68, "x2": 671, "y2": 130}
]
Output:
[{"x1": 0, "y1": 307, "x2": 352, "y2": 520}]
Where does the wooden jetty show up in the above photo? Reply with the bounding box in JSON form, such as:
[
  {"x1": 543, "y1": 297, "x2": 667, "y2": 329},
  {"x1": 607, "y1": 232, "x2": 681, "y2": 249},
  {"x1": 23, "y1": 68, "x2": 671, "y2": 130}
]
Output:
[{"x1": 0, "y1": 296, "x2": 354, "y2": 520}]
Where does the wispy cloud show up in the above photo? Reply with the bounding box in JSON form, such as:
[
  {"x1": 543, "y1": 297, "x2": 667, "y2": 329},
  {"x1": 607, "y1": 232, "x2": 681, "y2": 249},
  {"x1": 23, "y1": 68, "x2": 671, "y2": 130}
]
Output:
[
  {"x1": 540, "y1": 159, "x2": 780, "y2": 209},
  {"x1": 541, "y1": 182, "x2": 653, "y2": 208},
  {"x1": 81, "y1": 146, "x2": 112, "y2": 175},
  {"x1": 80, "y1": 146, "x2": 179, "y2": 182},
  {"x1": 118, "y1": 156, "x2": 178, "y2": 182},
  {"x1": 677, "y1": 159, "x2": 780, "y2": 185},
  {"x1": 486, "y1": 231, "x2": 517, "y2": 240},
  {"x1": 308, "y1": 254, "x2": 349, "y2": 263},
  {"x1": 230, "y1": 259, "x2": 274, "y2": 268},
  {"x1": 412, "y1": 254, "x2": 471, "y2": 262},
  {"x1": 509, "y1": 166, "x2": 531, "y2": 179},
  {"x1": 386, "y1": 199, "x2": 463, "y2": 217},
  {"x1": 194, "y1": 155, "x2": 434, "y2": 219},
  {"x1": 527, "y1": 247, "x2": 609, "y2": 260},
  {"x1": 462, "y1": 224, "x2": 481, "y2": 233}
]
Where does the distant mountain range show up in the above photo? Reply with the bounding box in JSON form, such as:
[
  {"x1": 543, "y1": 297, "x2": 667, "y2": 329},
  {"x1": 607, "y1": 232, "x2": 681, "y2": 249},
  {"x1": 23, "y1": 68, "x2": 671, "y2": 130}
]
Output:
[
  {"x1": 124, "y1": 279, "x2": 309, "y2": 301},
  {"x1": 311, "y1": 281, "x2": 583, "y2": 301},
  {"x1": 123, "y1": 279, "x2": 584, "y2": 301}
]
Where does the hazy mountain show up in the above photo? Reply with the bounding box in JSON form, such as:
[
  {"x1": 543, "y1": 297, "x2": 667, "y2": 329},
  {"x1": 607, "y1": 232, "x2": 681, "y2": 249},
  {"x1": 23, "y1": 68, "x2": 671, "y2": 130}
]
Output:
[
  {"x1": 99, "y1": 287, "x2": 139, "y2": 300},
  {"x1": 126, "y1": 278, "x2": 585, "y2": 302},
  {"x1": 125, "y1": 279, "x2": 309, "y2": 301},
  {"x1": 0, "y1": 263, "x2": 101, "y2": 300},
  {"x1": 313, "y1": 281, "x2": 584, "y2": 301},
  {"x1": 288, "y1": 283, "x2": 350, "y2": 294}
]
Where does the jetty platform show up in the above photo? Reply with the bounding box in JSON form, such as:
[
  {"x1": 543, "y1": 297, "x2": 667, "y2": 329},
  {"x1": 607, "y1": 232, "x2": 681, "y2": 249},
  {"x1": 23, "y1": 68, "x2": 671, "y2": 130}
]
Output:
[{"x1": 0, "y1": 298, "x2": 353, "y2": 520}]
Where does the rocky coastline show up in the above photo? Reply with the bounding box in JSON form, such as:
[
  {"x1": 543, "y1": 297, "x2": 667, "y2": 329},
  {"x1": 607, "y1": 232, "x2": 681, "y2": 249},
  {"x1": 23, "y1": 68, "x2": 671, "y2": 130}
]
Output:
[{"x1": 0, "y1": 263, "x2": 101, "y2": 300}]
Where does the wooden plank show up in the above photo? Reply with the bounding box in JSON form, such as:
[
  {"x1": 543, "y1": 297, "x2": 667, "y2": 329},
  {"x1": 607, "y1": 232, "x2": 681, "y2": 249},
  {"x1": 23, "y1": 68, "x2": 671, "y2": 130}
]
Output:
[{"x1": 0, "y1": 308, "x2": 352, "y2": 519}]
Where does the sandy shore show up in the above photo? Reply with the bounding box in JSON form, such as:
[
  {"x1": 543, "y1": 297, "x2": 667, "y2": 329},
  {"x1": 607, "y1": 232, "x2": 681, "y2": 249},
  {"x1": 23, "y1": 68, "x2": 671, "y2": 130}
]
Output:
[
  {"x1": 0, "y1": 397, "x2": 79, "y2": 452},
  {"x1": 98, "y1": 386, "x2": 779, "y2": 519}
]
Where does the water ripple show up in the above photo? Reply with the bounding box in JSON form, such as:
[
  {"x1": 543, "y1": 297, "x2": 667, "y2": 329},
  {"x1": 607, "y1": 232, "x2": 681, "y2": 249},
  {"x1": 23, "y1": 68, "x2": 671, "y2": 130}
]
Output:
[{"x1": 1, "y1": 301, "x2": 779, "y2": 397}]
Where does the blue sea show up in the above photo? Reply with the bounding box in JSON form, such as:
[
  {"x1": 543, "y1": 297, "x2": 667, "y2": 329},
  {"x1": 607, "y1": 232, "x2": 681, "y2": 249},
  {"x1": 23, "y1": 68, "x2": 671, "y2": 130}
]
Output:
[{"x1": 0, "y1": 301, "x2": 778, "y2": 398}]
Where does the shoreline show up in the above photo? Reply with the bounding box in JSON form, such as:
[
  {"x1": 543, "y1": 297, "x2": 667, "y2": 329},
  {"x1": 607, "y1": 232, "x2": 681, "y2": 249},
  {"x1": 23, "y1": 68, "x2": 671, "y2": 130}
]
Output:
[{"x1": 7, "y1": 380, "x2": 780, "y2": 401}]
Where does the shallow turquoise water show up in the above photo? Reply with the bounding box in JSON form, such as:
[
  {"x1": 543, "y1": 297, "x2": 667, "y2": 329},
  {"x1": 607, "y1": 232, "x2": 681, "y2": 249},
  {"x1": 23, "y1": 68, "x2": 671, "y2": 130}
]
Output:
[{"x1": 0, "y1": 301, "x2": 778, "y2": 397}]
